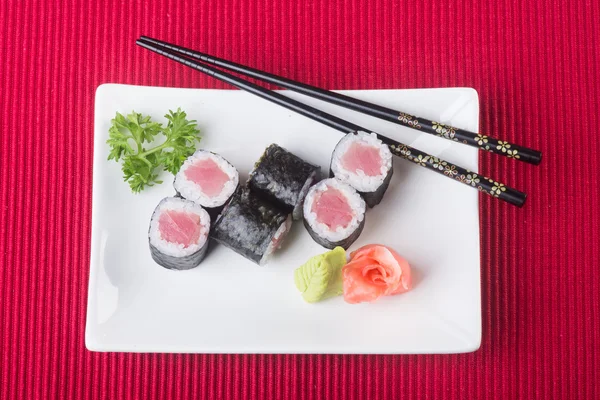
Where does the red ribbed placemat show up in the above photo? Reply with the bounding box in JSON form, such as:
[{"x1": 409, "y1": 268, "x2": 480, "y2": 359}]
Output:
[{"x1": 1, "y1": 0, "x2": 599, "y2": 398}]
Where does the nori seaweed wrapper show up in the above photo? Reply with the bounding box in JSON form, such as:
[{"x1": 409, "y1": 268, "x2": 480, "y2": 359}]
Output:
[
  {"x1": 248, "y1": 144, "x2": 320, "y2": 220},
  {"x1": 211, "y1": 188, "x2": 290, "y2": 265},
  {"x1": 173, "y1": 174, "x2": 239, "y2": 222},
  {"x1": 149, "y1": 242, "x2": 209, "y2": 270},
  {"x1": 303, "y1": 214, "x2": 365, "y2": 250}
]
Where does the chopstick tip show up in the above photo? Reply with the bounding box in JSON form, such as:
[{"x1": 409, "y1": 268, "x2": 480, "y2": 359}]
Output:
[
  {"x1": 136, "y1": 38, "x2": 152, "y2": 49},
  {"x1": 513, "y1": 192, "x2": 527, "y2": 208}
]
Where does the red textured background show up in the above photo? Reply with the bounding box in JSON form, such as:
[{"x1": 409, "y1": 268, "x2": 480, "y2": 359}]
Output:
[{"x1": 1, "y1": 0, "x2": 599, "y2": 398}]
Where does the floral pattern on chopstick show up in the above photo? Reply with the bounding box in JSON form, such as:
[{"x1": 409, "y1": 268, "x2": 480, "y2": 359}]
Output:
[
  {"x1": 431, "y1": 121, "x2": 458, "y2": 141},
  {"x1": 463, "y1": 173, "x2": 480, "y2": 187},
  {"x1": 472, "y1": 137, "x2": 521, "y2": 159},
  {"x1": 443, "y1": 164, "x2": 458, "y2": 177},
  {"x1": 412, "y1": 154, "x2": 429, "y2": 166},
  {"x1": 496, "y1": 140, "x2": 510, "y2": 153},
  {"x1": 488, "y1": 179, "x2": 507, "y2": 197},
  {"x1": 476, "y1": 139, "x2": 520, "y2": 159},
  {"x1": 429, "y1": 156, "x2": 447, "y2": 171},
  {"x1": 387, "y1": 144, "x2": 522, "y2": 205},
  {"x1": 474, "y1": 134, "x2": 488, "y2": 146},
  {"x1": 389, "y1": 144, "x2": 412, "y2": 158},
  {"x1": 398, "y1": 112, "x2": 422, "y2": 129},
  {"x1": 506, "y1": 149, "x2": 520, "y2": 159},
  {"x1": 401, "y1": 114, "x2": 532, "y2": 166}
]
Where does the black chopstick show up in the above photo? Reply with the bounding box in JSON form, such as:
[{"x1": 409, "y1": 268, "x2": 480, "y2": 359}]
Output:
[
  {"x1": 136, "y1": 38, "x2": 527, "y2": 207},
  {"x1": 140, "y1": 36, "x2": 542, "y2": 166}
]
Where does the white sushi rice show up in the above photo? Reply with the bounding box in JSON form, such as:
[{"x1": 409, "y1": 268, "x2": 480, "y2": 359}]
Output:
[
  {"x1": 149, "y1": 197, "x2": 210, "y2": 257},
  {"x1": 261, "y1": 215, "x2": 293, "y2": 265},
  {"x1": 330, "y1": 131, "x2": 392, "y2": 192},
  {"x1": 174, "y1": 150, "x2": 239, "y2": 208},
  {"x1": 303, "y1": 178, "x2": 366, "y2": 243}
]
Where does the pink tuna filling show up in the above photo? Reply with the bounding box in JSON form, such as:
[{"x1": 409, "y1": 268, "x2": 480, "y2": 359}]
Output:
[
  {"x1": 340, "y1": 142, "x2": 382, "y2": 176},
  {"x1": 184, "y1": 158, "x2": 229, "y2": 197},
  {"x1": 311, "y1": 188, "x2": 353, "y2": 229},
  {"x1": 158, "y1": 210, "x2": 201, "y2": 247}
]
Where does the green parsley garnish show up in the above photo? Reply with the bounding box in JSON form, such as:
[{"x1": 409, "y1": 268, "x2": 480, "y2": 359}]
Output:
[{"x1": 107, "y1": 108, "x2": 201, "y2": 193}]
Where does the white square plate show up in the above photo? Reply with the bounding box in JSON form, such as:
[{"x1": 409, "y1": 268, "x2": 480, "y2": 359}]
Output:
[{"x1": 86, "y1": 84, "x2": 481, "y2": 354}]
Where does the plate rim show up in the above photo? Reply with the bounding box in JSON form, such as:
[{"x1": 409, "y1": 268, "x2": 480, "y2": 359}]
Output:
[{"x1": 86, "y1": 84, "x2": 481, "y2": 354}]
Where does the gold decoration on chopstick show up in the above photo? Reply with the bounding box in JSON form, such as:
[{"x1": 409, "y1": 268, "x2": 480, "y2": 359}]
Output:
[
  {"x1": 389, "y1": 146, "x2": 506, "y2": 200},
  {"x1": 443, "y1": 164, "x2": 458, "y2": 177},
  {"x1": 429, "y1": 156, "x2": 447, "y2": 171},
  {"x1": 457, "y1": 172, "x2": 481, "y2": 187},
  {"x1": 474, "y1": 134, "x2": 488, "y2": 146},
  {"x1": 506, "y1": 149, "x2": 520, "y2": 159},
  {"x1": 390, "y1": 144, "x2": 412, "y2": 158},
  {"x1": 465, "y1": 173, "x2": 480, "y2": 187},
  {"x1": 431, "y1": 121, "x2": 458, "y2": 141},
  {"x1": 496, "y1": 140, "x2": 512, "y2": 153},
  {"x1": 412, "y1": 154, "x2": 429, "y2": 166},
  {"x1": 493, "y1": 140, "x2": 521, "y2": 158},
  {"x1": 398, "y1": 112, "x2": 422, "y2": 129},
  {"x1": 447, "y1": 127, "x2": 458, "y2": 141},
  {"x1": 489, "y1": 179, "x2": 507, "y2": 197}
]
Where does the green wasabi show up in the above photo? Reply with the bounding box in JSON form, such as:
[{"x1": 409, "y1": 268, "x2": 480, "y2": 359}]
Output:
[{"x1": 294, "y1": 246, "x2": 347, "y2": 303}]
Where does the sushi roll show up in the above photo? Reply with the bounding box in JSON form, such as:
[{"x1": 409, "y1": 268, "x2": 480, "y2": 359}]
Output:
[
  {"x1": 174, "y1": 150, "x2": 239, "y2": 218},
  {"x1": 248, "y1": 144, "x2": 320, "y2": 220},
  {"x1": 330, "y1": 131, "x2": 393, "y2": 208},
  {"x1": 148, "y1": 197, "x2": 211, "y2": 270},
  {"x1": 211, "y1": 188, "x2": 292, "y2": 265},
  {"x1": 303, "y1": 178, "x2": 366, "y2": 249}
]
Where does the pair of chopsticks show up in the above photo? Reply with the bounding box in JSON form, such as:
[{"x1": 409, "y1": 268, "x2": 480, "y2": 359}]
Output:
[{"x1": 137, "y1": 36, "x2": 542, "y2": 207}]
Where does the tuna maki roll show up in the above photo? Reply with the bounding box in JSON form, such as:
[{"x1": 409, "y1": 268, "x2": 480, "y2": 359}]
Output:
[
  {"x1": 174, "y1": 150, "x2": 239, "y2": 219},
  {"x1": 248, "y1": 144, "x2": 320, "y2": 220},
  {"x1": 330, "y1": 131, "x2": 393, "y2": 208},
  {"x1": 211, "y1": 188, "x2": 292, "y2": 265},
  {"x1": 303, "y1": 178, "x2": 366, "y2": 249},
  {"x1": 148, "y1": 197, "x2": 211, "y2": 270}
]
